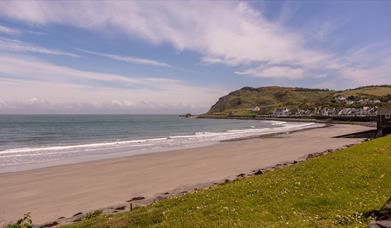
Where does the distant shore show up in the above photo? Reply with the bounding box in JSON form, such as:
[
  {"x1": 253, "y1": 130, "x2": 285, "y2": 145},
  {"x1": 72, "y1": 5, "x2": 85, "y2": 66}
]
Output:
[
  {"x1": 197, "y1": 114, "x2": 376, "y2": 127},
  {"x1": 0, "y1": 124, "x2": 374, "y2": 226}
]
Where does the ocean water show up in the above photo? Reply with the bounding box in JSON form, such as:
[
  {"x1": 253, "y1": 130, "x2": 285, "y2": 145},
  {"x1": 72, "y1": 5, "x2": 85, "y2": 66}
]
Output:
[{"x1": 0, "y1": 115, "x2": 320, "y2": 173}]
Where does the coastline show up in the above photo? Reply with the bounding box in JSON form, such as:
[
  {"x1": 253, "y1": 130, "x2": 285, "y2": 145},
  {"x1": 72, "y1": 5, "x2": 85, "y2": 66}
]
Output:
[
  {"x1": 197, "y1": 114, "x2": 377, "y2": 127},
  {"x1": 0, "y1": 124, "x2": 374, "y2": 226},
  {"x1": 0, "y1": 120, "x2": 322, "y2": 174}
]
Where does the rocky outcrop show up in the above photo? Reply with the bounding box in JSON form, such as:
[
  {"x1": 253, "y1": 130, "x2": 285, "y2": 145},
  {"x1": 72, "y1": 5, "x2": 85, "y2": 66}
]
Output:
[{"x1": 368, "y1": 197, "x2": 391, "y2": 228}]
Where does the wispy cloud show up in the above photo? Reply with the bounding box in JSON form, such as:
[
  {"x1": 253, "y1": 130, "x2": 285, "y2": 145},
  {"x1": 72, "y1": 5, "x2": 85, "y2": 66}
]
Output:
[
  {"x1": 80, "y1": 49, "x2": 171, "y2": 67},
  {"x1": 0, "y1": 24, "x2": 20, "y2": 35},
  {"x1": 0, "y1": 2, "x2": 326, "y2": 68},
  {"x1": 0, "y1": 38, "x2": 80, "y2": 57},
  {"x1": 0, "y1": 24, "x2": 45, "y2": 35},
  {"x1": 315, "y1": 43, "x2": 391, "y2": 87},
  {"x1": 235, "y1": 65, "x2": 305, "y2": 80},
  {"x1": 0, "y1": 1, "x2": 389, "y2": 86},
  {"x1": 0, "y1": 55, "x2": 226, "y2": 114}
]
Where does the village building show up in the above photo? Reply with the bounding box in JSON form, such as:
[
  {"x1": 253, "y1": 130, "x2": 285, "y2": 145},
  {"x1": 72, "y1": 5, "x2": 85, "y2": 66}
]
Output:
[
  {"x1": 248, "y1": 106, "x2": 261, "y2": 112},
  {"x1": 377, "y1": 108, "x2": 391, "y2": 136},
  {"x1": 273, "y1": 108, "x2": 290, "y2": 117},
  {"x1": 335, "y1": 96, "x2": 346, "y2": 102}
]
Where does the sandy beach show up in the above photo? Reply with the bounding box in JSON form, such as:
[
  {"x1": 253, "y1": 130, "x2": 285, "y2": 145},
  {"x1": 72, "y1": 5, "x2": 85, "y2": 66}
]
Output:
[{"x1": 0, "y1": 124, "x2": 374, "y2": 225}]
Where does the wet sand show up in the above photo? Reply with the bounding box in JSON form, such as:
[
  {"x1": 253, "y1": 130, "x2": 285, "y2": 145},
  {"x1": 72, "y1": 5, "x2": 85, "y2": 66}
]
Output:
[{"x1": 0, "y1": 124, "x2": 373, "y2": 225}]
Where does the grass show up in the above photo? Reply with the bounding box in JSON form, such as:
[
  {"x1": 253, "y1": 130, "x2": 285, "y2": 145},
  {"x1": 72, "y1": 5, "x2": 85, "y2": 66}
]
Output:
[
  {"x1": 65, "y1": 135, "x2": 391, "y2": 227},
  {"x1": 338, "y1": 86, "x2": 391, "y2": 97}
]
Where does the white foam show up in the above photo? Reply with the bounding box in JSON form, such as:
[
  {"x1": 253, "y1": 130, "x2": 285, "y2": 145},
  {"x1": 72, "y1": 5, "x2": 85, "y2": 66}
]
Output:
[
  {"x1": 0, "y1": 122, "x2": 320, "y2": 155},
  {"x1": 0, "y1": 122, "x2": 324, "y2": 172},
  {"x1": 270, "y1": 120, "x2": 287, "y2": 125}
]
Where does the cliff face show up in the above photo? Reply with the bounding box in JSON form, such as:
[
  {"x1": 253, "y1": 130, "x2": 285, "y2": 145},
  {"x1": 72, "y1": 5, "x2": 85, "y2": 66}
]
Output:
[{"x1": 206, "y1": 85, "x2": 391, "y2": 115}]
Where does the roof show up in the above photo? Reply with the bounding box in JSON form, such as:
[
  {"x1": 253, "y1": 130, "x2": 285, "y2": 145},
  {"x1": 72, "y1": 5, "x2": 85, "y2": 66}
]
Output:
[{"x1": 378, "y1": 108, "x2": 391, "y2": 115}]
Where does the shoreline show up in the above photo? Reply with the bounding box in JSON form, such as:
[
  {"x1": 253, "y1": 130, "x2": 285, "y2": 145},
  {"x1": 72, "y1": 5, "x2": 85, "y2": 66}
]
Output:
[
  {"x1": 197, "y1": 115, "x2": 377, "y2": 127},
  {"x1": 0, "y1": 124, "x2": 374, "y2": 226},
  {"x1": 0, "y1": 121, "x2": 322, "y2": 174}
]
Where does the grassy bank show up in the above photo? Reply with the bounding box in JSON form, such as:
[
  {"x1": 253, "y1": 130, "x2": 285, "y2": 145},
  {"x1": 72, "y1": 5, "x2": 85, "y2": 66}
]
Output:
[{"x1": 66, "y1": 136, "x2": 391, "y2": 227}]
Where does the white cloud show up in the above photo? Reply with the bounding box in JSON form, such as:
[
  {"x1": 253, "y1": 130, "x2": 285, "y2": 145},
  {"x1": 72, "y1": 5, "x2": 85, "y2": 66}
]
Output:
[
  {"x1": 329, "y1": 44, "x2": 391, "y2": 86},
  {"x1": 0, "y1": 55, "x2": 227, "y2": 114},
  {"x1": 0, "y1": 1, "x2": 389, "y2": 84},
  {"x1": 235, "y1": 65, "x2": 305, "y2": 80},
  {"x1": 0, "y1": 24, "x2": 20, "y2": 35},
  {"x1": 0, "y1": 37, "x2": 80, "y2": 57},
  {"x1": 0, "y1": 24, "x2": 44, "y2": 35},
  {"x1": 0, "y1": 55, "x2": 141, "y2": 85},
  {"x1": 80, "y1": 49, "x2": 171, "y2": 67},
  {"x1": 338, "y1": 61, "x2": 391, "y2": 86},
  {"x1": 0, "y1": 1, "x2": 328, "y2": 69}
]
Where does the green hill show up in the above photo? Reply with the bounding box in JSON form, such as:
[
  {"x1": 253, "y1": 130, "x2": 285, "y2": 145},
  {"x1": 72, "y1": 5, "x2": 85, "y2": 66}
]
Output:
[
  {"x1": 205, "y1": 85, "x2": 391, "y2": 116},
  {"x1": 337, "y1": 85, "x2": 391, "y2": 97}
]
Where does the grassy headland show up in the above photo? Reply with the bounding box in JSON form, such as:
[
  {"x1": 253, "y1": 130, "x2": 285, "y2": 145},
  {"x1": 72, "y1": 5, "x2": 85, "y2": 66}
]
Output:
[
  {"x1": 202, "y1": 85, "x2": 391, "y2": 117},
  {"x1": 65, "y1": 135, "x2": 391, "y2": 227}
]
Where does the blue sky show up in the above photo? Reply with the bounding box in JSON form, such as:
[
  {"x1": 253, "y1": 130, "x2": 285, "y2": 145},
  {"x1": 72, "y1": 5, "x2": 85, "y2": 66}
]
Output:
[{"x1": 0, "y1": 1, "x2": 390, "y2": 114}]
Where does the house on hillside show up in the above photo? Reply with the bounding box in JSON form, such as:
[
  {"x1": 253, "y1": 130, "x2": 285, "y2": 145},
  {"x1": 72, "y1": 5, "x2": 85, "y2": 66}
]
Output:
[
  {"x1": 273, "y1": 108, "x2": 290, "y2": 117},
  {"x1": 335, "y1": 96, "x2": 346, "y2": 102},
  {"x1": 377, "y1": 108, "x2": 391, "y2": 136},
  {"x1": 248, "y1": 106, "x2": 261, "y2": 112}
]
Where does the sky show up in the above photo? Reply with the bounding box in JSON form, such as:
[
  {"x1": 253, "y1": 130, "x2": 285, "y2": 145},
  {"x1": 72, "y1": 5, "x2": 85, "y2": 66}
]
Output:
[{"x1": 0, "y1": 1, "x2": 390, "y2": 114}]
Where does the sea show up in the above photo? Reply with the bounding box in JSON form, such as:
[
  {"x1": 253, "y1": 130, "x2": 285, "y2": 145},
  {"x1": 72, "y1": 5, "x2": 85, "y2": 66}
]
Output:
[{"x1": 0, "y1": 115, "x2": 321, "y2": 173}]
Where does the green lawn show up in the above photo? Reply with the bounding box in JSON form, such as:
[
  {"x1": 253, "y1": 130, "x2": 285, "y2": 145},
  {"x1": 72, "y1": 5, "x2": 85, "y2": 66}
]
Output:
[
  {"x1": 66, "y1": 135, "x2": 391, "y2": 227},
  {"x1": 337, "y1": 86, "x2": 391, "y2": 97}
]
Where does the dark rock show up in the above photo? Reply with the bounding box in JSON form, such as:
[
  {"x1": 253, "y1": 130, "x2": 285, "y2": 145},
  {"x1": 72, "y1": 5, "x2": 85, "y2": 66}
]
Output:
[
  {"x1": 306, "y1": 152, "x2": 322, "y2": 159},
  {"x1": 164, "y1": 192, "x2": 170, "y2": 195},
  {"x1": 368, "y1": 197, "x2": 391, "y2": 227},
  {"x1": 39, "y1": 221, "x2": 58, "y2": 228},
  {"x1": 378, "y1": 197, "x2": 391, "y2": 220},
  {"x1": 237, "y1": 173, "x2": 246, "y2": 178},
  {"x1": 179, "y1": 113, "x2": 192, "y2": 118},
  {"x1": 155, "y1": 195, "x2": 165, "y2": 201},
  {"x1": 376, "y1": 220, "x2": 391, "y2": 227},
  {"x1": 127, "y1": 196, "x2": 145, "y2": 202},
  {"x1": 368, "y1": 220, "x2": 391, "y2": 228},
  {"x1": 115, "y1": 205, "x2": 126, "y2": 210},
  {"x1": 72, "y1": 212, "x2": 82, "y2": 217},
  {"x1": 368, "y1": 221, "x2": 382, "y2": 228},
  {"x1": 383, "y1": 197, "x2": 391, "y2": 210},
  {"x1": 57, "y1": 216, "x2": 65, "y2": 219},
  {"x1": 254, "y1": 170, "x2": 263, "y2": 175}
]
